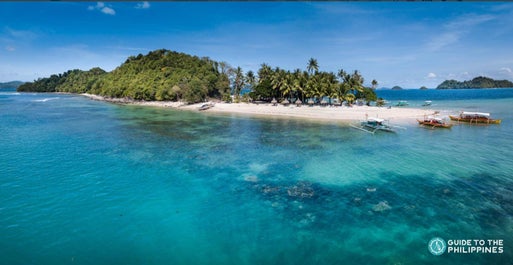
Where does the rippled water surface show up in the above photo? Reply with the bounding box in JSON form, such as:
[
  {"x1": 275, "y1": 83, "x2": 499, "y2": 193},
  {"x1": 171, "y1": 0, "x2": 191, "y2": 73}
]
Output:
[{"x1": 1, "y1": 89, "x2": 512, "y2": 264}]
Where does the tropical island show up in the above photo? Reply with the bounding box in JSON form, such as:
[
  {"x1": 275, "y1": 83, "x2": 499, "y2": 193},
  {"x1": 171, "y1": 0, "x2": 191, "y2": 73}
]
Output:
[
  {"x1": 17, "y1": 49, "x2": 433, "y2": 123},
  {"x1": 18, "y1": 49, "x2": 379, "y2": 105},
  {"x1": 436, "y1": 76, "x2": 513, "y2": 89}
]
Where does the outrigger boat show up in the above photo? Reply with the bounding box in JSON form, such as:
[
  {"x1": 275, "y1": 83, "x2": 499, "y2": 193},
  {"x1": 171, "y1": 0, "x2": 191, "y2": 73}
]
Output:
[
  {"x1": 422, "y1": 100, "x2": 432, "y2": 106},
  {"x1": 350, "y1": 117, "x2": 404, "y2": 134},
  {"x1": 395, "y1": 100, "x2": 409, "y2": 107},
  {"x1": 449, "y1": 112, "x2": 501, "y2": 124},
  {"x1": 417, "y1": 115, "x2": 452, "y2": 129}
]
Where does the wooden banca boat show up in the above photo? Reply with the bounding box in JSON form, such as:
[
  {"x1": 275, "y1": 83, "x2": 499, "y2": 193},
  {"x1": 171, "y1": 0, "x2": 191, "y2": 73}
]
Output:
[
  {"x1": 449, "y1": 112, "x2": 501, "y2": 125},
  {"x1": 417, "y1": 116, "x2": 452, "y2": 129}
]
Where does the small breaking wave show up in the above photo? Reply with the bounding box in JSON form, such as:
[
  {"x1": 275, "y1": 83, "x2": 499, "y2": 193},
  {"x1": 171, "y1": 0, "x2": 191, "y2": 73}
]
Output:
[{"x1": 32, "y1": 97, "x2": 59, "y2": 102}]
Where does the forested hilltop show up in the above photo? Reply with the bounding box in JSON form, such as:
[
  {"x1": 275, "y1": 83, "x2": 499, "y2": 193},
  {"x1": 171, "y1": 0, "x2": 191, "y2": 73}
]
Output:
[
  {"x1": 0, "y1": 81, "x2": 24, "y2": 89},
  {"x1": 436, "y1": 76, "x2": 513, "y2": 89},
  {"x1": 18, "y1": 49, "x2": 230, "y2": 103},
  {"x1": 18, "y1": 49, "x2": 378, "y2": 104}
]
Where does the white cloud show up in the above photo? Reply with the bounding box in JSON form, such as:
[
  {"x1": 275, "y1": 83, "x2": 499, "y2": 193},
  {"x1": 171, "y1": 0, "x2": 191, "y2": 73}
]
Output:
[
  {"x1": 5, "y1": 46, "x2": 15, "y2": 52},
  {"x1": 427, "y1": 72, "x2": 436, "y2": 78},
  {"x1": 88, "y1": 2, "x2": 116, "y2": 15},
  {"x1": 101, "y1": 7, "x2": 116, "y2": 15},
  {"x1": 135, "y1": 1, "x2": 150, "y2": 9}
]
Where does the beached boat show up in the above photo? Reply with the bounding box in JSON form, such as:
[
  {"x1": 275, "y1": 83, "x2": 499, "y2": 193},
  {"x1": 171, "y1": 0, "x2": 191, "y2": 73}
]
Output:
[
  {"x1": 449, "y1": 112, "x2": 501, "y2": 124},
  {"x1": 396, "y1": 100, "x2": 409, "y2": 106},
  {"x1": 350, "y1": 117, "x2": 399, "y2": 134},
  {"x1": 422, "y1": 100, "x2": 432, "y2": 106},
  {"x1": 198, "y1": 103, "x2": 214, "y2": 111},
  {"x1": 417, "y1": 116, "x2": 452, "y2": 129}
]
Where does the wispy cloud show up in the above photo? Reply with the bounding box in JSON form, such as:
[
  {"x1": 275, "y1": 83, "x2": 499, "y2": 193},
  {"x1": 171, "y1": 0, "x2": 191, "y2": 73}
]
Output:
[
  {"x1": 5, "y1": 27, "x2": 38, "y2": 40},
  {"x1": 500, "y1": 67, "x2": 512, "y2": 74},
  {"x1": 88, "y1": 2, "x2": 116, "y2": 15},
  {"x1": 135, "y1": 2, "x2": 150, "y2": 9},
  {"x1": 426, "y1": 13, "x2": 495, "y2": 52},
  {"x1": 5, "y1": 46, "x2": 16, "y2": 52},
  {"x1": 426, "y1": 32, "x2": 460, "y2": 52}
]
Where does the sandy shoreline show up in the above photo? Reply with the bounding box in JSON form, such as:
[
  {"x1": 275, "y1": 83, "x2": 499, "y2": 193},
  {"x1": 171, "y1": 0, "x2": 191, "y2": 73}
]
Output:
[{"x1": 81, "y1": 93, "x2": 437, "y2": 125}]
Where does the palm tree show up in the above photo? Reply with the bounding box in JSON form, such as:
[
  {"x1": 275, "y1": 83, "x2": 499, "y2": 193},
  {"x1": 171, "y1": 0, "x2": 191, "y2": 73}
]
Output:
[
  {"x1": 271, "y1": 68, "x2": 286, "y2": 99},
  {"x1": 307, "y1": 58, "x2": 319, "y2": 75},
  {"x1": 350, "y1": 70, "x2": 364, "y2": 94},
  {"x1": 371, "y1": 79, "x2": 378, "y2": 90},
  {"x1": 233, "y1": 66, "x2": 245, "y2": 98},
  {"x1": 246, "y1": 70, "x2": 256, "y2": 89},
  {"x1": 292, "y1": 69, "x2": 306, "y2": 102}
]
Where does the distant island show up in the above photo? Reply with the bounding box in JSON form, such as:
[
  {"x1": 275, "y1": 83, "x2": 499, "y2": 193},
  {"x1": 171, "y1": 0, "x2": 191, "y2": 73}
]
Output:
[
  {"x1": 0, "y1": 81, "x2": 24, "y2": 89},
  {"x1": 391, "y1": 86, "x2": 402, "y2": 90},
  {"x1": 419, "y1": 86, "x2": 428, "y2": 90},
  {"x1": 436, "y1": 76, "x2": 513, "y2": 89}
]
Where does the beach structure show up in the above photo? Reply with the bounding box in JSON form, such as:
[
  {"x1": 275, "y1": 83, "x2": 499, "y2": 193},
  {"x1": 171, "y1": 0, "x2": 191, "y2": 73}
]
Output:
[{"x1": 449, "y1": 112, "x2": 501, "y2": 124}]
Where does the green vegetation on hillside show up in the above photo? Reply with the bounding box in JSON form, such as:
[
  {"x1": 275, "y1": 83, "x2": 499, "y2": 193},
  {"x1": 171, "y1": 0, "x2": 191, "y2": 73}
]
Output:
[
  {"x1": 436, "y1": 76, "x2": 513, "y2": 89},
  {"x1": 17, "y1": 50, "x2": 378, "y2": 105},
  {"x1": 0, "y1": 81, "x2": 24, "y2": 89},
  {"x1": 18, "y1": 49, "x2": 230, "y2": 103}
]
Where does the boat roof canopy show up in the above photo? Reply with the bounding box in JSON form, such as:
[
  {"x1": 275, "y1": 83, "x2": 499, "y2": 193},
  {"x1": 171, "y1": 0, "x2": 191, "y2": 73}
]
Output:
[
  {"x1": 462, "y1": 111, "x2": 490, "y2": 117},
  {"x1": 368, "y1": 117, "x2": 385, "y2": 122}
]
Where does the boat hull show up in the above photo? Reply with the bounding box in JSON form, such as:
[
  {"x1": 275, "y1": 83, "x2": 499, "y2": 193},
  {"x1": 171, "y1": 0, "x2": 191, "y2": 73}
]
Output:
[
  {"x1": 417, "y1": 120, "x2": 452, "y2": 128},
  {"x1": 449, "y1": 115, "x2": 501, "y2": 124}
]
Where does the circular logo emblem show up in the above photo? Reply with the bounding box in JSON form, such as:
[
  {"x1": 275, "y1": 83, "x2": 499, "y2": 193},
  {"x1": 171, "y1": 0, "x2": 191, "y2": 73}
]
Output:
[{"x1": 428, "y1": 237, "x2": 446, "y2": 255}]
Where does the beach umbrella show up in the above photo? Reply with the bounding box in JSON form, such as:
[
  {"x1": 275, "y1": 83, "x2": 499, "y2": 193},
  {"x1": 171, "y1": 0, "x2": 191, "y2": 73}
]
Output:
[
  {"x1": 271, "y1": 98, "x2": 277, "y2": 106},
  {"x1": 282, "y1": 99, "x2": 290, "y2": 105},
  {"x1": 295, "y1": 99, "x2": 302, "y2": 106},
  {"x1": 308, "y1": 99, "x2": 315, "y2": 105}
]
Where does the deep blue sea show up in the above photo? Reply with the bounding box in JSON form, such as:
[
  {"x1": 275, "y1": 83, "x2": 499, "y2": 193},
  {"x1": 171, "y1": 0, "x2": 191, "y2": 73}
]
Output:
[{"x1": 1, "y1": 88, "x2": 512, "y2": 264}]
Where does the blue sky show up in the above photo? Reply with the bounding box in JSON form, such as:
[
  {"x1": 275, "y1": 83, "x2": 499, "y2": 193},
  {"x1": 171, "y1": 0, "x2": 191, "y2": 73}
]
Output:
[{"x1": 1, "y1": 2, "x2": 513, "y2": 88}]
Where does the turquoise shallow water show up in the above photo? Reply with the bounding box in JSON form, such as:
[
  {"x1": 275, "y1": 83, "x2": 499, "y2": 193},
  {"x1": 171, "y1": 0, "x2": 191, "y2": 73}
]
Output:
[{"x1": 1, "y1": 89, "x2": 512, "y2": 264}]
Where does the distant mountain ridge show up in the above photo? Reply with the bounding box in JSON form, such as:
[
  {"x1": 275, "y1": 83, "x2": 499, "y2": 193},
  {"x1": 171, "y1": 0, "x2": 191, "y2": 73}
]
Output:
[
  {"x1": 0, "y1": 81, "x2": 24, "y2": 89},
  {"x1": 437, "y1": 76, "x2": 513, "y2": 89}
]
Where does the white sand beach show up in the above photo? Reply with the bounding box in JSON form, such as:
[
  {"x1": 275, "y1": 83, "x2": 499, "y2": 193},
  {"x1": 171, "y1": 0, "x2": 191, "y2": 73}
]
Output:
[{"x1": 81, "y1": 93, "x2": 436, "y2": 125}]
